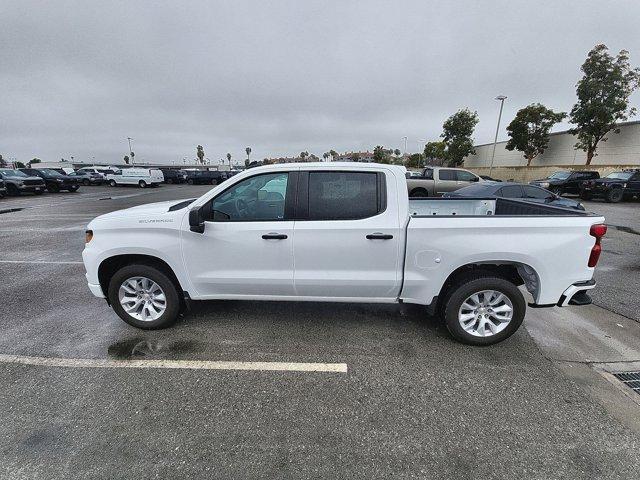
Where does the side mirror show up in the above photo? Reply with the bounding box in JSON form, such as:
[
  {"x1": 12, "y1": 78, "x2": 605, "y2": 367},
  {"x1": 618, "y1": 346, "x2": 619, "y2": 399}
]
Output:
[
  {"x1": 472, "y1": 177, "x2": 480, "y2": 182},
  {"x1": 189, "y1": 208, "x2": 205, "y2": 233},
  {"x1": 405, "y1": 172, "x2": 411, "y2": 179}
]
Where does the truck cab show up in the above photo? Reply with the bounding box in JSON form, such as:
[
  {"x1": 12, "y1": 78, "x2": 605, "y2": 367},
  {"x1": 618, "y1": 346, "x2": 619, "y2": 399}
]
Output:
[{"x1": 406, "y1": 166, "x2": 482, "y2": 197}]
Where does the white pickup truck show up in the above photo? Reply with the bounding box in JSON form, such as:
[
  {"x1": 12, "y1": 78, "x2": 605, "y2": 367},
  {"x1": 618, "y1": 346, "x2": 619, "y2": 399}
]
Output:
[{"x1": 83, "y1": 163, "x2": 606, "y2": 345}]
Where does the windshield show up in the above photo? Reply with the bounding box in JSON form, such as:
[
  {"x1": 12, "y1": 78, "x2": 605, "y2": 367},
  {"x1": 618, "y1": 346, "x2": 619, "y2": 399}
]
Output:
[
  {"x1": 548, "y1": 171, "x2": 571, "y2": 180},
  {"x1": 0, "y1": 169, "x2": 28, "y2": 177},
  {"x1": 40, "y1": 169, "x2": 65, "y2": 177},
  {"x1": 605, "y1": 172, "x2": 633, "y2": 180}
]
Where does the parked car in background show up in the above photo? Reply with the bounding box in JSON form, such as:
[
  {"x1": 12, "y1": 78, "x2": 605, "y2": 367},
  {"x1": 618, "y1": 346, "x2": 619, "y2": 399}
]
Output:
[
  {"x1": 83, "y1": 163, "x2": 606, "y2": 346},
  {"x1": 580, "y1": 170, "x2": 640, "y2": 203},
  {"x1": 529, "y1": 170, "x2": 599, "y2": 196},
  {"x1": 185, "y1": 170, "x2": 226, "y2": 185},
  {"x1": 66, "y1": 170, "x2": 105, "y2": 185},
  {"x1": 479, "y1": 175, "x2": 502, "y2": 182},
  {"x1": 405, "y1": 166, "x2": 483, "y2": 197},
  {"x1": 444, "y1": 182, "x2": 585, "y2": 211},
  {"x1": 19, "y1": 168, "x2": 80, "y2": 193},
  {"x1": 106, "y1": 168, "x2": 164, "y2": 188},
  {"x1": 0, "y1": 176, "x2": 6, "y2": 198},
  {"x1": 0, "y1": 168, "x2": 46, "y2": 195},
  {"x1": 159, "y1": 168, "x2": 188, "y2": 184},
  {"x1": 78, "y1": 166, "x2": 117, "y2": 177}
]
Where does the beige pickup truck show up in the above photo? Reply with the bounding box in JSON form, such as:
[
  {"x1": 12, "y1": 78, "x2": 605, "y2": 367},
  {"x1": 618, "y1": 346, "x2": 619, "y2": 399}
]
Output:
[{"x1": 406, "y1": 166, "x2": 483, "y2": 197}]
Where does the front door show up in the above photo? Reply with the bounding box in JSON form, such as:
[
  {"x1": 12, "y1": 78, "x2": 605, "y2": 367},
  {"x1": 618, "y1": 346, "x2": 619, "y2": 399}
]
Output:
[
  {"x1": 293, "y1": 170, "x2": 401, "y2": 299},
  {"x1": 435, "y1": 168, "x2": 459, "y2": 195},
  {"x1": 182, "y1": 171, "x2": 296, "y2": 298}
]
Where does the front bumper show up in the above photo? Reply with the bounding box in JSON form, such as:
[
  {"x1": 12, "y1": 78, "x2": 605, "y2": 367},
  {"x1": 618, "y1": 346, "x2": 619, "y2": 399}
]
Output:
[
  {"x1": 18, "y1": 184, "x2": 45, "y2": 192},
  {"x1": 88, "y1": 281, "x2": 105, "y2": 298}
]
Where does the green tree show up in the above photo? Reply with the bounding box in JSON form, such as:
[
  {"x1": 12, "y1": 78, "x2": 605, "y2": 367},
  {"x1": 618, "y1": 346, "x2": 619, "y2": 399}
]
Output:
[
  {"x1": 226, "y1": 152, "x2": 232, "y2": 167},
  {"x1": 123, "y1": 155, "x2": 130, "y2": 164},
  {"x1": 30, "y1": 158, "x2": 41, "y2": 164},
  {"x1": 505, "y1": 104, "x2": 567, "y2": 166},
  {"x1": 0, "y1": 154, "x2": 5, "y2": 167},
  {"x1": 130, "y1": 151, "x2": 135, "y2": 165},
  {"x1": 15, "y1": 161, "x2": 26, "y2": 168},
  {"x1": 423, "y1": 141, "x2": 446, "y2": 163},
  {"x1": 350, "y1": 152, "x2": 360, "y2": 162},
  {"x1": 373, "y1": 145, "x2": 389, "y2": 163},
  {"x1": 441, "y1": 108, "x2": 479, "y2": 166},
  {"x1": 393, "y1": 148, "x2": 401, "y2": 157},
  {"x1": 406, "y1": 153, "x2": 424, "y2": 168},
  {"x1": 299, "y1": 151, "x2": 309, "y2": 161},
  {"x1": 323, "y1": 152, "x2": 330, "y2": 161},
  {"x1": 570, "y1": 44, "x2": 640, "y2": 165},
  {"x1": 197, "y1": 145, "x2": 205, "y2": 165},
  {"x1": 329, "y1": 149, "x2": 338, "y2": 161}
]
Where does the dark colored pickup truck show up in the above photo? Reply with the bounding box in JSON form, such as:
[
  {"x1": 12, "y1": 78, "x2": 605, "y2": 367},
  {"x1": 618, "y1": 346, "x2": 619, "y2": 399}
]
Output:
[
  {"x1": 580, "y1": 170, "x2": 640, "y2": 202},
  {"x1": 530, "y1": 170, "x2": 599, "y2": 195},
  {"x1": 160, "y1": 168, "x2": 188, "y2": 184},
  {"x1": 20, "y1": 168, "x2": 80, "y2": 193},
  {"x1": 0, "y1": 168, "x2": 46, "y2": 195}
]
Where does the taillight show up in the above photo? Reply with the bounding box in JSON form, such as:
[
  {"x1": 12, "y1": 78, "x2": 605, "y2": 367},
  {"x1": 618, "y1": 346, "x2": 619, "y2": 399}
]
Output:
[{"x1": 588, "y1": 224, "x2": 607, "y2": 267}]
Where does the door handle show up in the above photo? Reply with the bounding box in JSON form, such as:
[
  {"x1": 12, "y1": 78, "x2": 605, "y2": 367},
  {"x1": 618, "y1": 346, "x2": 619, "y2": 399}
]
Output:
[
  {"x1": 262, "y1": 233, "x2": 288, "y2": 240},
  {"x1": 366, "y1": 233, "x2": 393, "y2": 240}
]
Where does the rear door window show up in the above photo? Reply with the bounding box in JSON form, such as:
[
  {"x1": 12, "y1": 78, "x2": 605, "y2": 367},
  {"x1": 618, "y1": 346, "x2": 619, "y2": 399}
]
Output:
[
  {"x1": 499, "y1": 185, "x2": 524, "y2": 198},
  {"x1": 438, "y1": 169, "x2": 456, "y2": 181},
  {"x1": 308, "y1": 172, "x2": 380, "y2": 220}
]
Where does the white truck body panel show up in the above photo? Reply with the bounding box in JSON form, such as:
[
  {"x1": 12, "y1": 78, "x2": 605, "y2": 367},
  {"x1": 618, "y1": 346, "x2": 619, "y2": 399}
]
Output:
[
  {"x1": 83, "y1": 163, "x2": 604, "y2": 312},
  {"x1": 107, "y1": 168, "x2": 164, "y2": 186}
]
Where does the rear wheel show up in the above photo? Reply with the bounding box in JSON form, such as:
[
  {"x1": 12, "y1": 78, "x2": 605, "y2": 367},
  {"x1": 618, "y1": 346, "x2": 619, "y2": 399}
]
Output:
[
  {"x1": 108, "y1": 264, "x2": 181, "y2": 329},
  {"x1": 47, "y1": 184, "x2": 60, "y2": 193},
  {"x1": 605, "y1": 188, "x2": 623, "y2": 203},
  {"x1": 166, "y1": 178, "x2": 174, "y2": 184},
  {"x1": 83, "y1": 179, "x2": 90, "y2": 186},
  {"x1": 441, "y1": 273, "x2": 526, "y2": 346},
  {"x1": 579, "y1": 190, "x2": 592, "y2": 200},
  {"x1": 211, "y1": 178, "x2": 218, "y2": 185},
  {"x1": 187, "y1": 179, "x2": 194, "y2": 185},
  {"x1": 139, "y1": 180, "x2": 147, "y2": 188},
  {"x1": 7, "y1": 184, "x2": 20, "y2": 196},
  {"x1": 410, "y1": 188, "x2": 428, "y2": 198},
  {"x1": 109, "y1": 180, "x2": 117, "y2": 187}
]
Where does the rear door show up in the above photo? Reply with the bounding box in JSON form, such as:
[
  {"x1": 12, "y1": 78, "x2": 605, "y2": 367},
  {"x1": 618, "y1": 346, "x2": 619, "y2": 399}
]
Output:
[
  {"x1": 292, "y1": 169, "x2": 402, "y2": 299},
  {"x1": 435, "y1": 169, "x2": 459, "y2": 194}
]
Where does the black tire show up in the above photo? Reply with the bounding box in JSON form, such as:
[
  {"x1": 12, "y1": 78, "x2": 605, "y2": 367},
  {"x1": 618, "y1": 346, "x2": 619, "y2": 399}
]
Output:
[
  {"x1": 441, "y1": 273, "x2": 526, "y2": 346},
  {"x1": 83, "y1": 179, "x2": 90, "y2": 186},
  {"x1": 166, "y1": 178, "x2": 174, "y2": 184},
  {"x1": 48, "y1": 184, "x2": 60, "y2": 193},
  {"x1": 605, "y1": 188, "x2": 623, "y2": 203},
  {"x1": 139, "y1": 180, "x2": 147, "y2": 188},
  {"x1": 579, "y1": 190, "x2": 592, "y2": 201},
  {"x1": 108, "y1": 264, "x2": 181, "y2": 330},
  {"x1": 34, "y1": 190, "x2": 43, "y2": 195},
  {"x1": 410, "y1": 188, "x2": 428, "y2": 198},
  {"x1": 7, "y1": 184, "x2": 20, "y2": 196},
  {"x1": 109, "y1": 180, "x2": 117, "y2": 187},
  {"x1": 211, "y1": 178, "x2": 218, "y2": 185},
  {"x1": 187, "y1": 179, "x2": 194, "y2": 185}
]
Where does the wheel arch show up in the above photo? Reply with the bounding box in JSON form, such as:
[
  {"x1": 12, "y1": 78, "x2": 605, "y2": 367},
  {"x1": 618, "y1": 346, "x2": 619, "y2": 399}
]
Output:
[
  {"x1": 429, "y1": 261, "x2": 540, "y2": 314},
  {"x1": 98, "y1": 254, "x2": 185, "y2": 305}
]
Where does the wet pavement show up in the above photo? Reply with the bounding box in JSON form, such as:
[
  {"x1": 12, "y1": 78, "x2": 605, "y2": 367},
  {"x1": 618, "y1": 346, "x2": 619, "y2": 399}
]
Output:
[{"x1": 0, "y1": 185, "x2": 639, "y2": 479}]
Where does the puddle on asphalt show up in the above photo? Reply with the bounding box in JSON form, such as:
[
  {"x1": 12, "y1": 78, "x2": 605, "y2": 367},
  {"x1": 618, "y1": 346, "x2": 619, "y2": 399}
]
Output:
[
  {"x1": 0, "y1": 207, "x2": 24, "y2": 215},
  {"x1": 107, "y1": 337, "x2": 201, "y2": 359}
]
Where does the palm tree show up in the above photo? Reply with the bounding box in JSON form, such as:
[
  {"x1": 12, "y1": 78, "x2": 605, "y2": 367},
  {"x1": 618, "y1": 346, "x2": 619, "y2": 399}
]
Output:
[
  {"x1": 245, "y1": 147, "x2": 251, "y2": 164},
  {"x1": 329, "y1": 149, "x2": 338, "y2": 161},
  {"x1": 226, "y1": 152, "x2": 232, "y2": 168},
  {"x1": 197, "y1": 145, "x2": 205, "y2": 165},
  {"x1": 299, "y1": 151, "x2": 309, "y2": 162},
  {"x1": 322, "y1": 152, "x2": 330, "y2": 162}
]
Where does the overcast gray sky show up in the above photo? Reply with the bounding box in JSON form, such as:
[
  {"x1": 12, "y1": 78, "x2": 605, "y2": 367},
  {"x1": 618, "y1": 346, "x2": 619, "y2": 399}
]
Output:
[{"x1": 2, "y1": 0, "x2": 640, "y2": 166}]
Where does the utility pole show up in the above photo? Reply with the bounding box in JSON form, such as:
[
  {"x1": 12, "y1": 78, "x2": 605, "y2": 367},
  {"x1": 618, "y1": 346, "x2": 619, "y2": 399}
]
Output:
[
  {"x1": 401, "y1": 136, "x2": 408, "y2": 153},
  {"x1": 489, "y1": 95, "x2": 507, "y2": 177},
  {"x1": 127, "y1": 137, "x2": 134, "y2": 165}
]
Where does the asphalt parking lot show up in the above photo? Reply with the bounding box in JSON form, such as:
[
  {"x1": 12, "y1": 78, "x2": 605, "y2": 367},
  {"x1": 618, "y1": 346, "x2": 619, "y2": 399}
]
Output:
[{"x1": 1, "y1": 185, "x2": 640, "y2": 479}]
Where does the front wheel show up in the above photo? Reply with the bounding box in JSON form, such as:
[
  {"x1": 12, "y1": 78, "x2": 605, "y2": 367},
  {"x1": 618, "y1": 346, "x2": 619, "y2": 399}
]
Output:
[
  {"x1": 109, "y1": 180, "x2": 117, "y2": 187},
  {"x1": 605, "y1": 188, "x2": 623, "y2": 203},
  {"x1": 108, "y1": 264, "x2": 181, "y2": 329},
  {"x1": 442, "y1": 273, "x2": 526, "y2": 345},
  {"x1": 410, "y1": 188, "x2": 428, "y2": 198},
  {"x1": 187, "y1": 179, "x2": 194, "y2": 185},
  {"x1": 83, "y1": 179, "x2": 91, "y2": 186},
  {"x1": 579, "y1": 190, "x2": 592, "y2": 200}
]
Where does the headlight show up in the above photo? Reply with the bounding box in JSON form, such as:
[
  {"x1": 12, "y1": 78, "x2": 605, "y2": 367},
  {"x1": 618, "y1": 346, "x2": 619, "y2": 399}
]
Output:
[
  {"x1": 56, "y1": 179, "x2": 64, "y2": 182},
  {"x1": 623, "y1": 183, "x2": 627, "y2": 188},
  {"x1": 540, "y1": 182, "x2": 549, "y2": 188}
]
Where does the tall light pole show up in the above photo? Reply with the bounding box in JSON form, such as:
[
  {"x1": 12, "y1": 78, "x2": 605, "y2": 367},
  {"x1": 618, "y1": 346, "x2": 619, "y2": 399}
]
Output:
[
  {"x1": 489, "y1": 95, "x2": 507, "y2": 177},
  {"x1": 401, "y1": 136, "x2": 408, "y2": 153}
]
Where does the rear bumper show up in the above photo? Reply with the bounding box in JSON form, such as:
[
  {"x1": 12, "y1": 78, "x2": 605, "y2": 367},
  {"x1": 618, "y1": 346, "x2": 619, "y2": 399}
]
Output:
[{"x1": 557, "y1": 280, "x2": 596, "y2": 307}]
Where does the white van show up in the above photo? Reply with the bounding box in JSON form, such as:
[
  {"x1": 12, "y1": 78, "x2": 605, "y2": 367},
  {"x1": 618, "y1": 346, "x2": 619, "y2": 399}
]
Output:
[{"x1": 106, "y1": 168, "x2": 164, "y2": 188}]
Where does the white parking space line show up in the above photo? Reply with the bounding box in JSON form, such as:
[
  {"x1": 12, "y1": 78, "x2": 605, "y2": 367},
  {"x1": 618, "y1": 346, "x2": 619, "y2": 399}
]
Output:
[
  {"x1": 0, "y1": 260, "x2": 83, "y2": 265},
  {"x1": 0, "y1": 354, "x2": 348, "y2": 373}
]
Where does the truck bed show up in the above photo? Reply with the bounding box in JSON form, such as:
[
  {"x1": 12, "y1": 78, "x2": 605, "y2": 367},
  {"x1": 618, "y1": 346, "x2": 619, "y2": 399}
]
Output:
[{"x1": 408, "y1": 197, "x2": 588, "y2": 217}]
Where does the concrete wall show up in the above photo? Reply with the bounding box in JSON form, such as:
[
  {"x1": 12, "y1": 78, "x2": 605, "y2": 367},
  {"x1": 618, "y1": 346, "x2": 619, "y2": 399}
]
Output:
[{"x1": 464, "y1": 121, "x2": 640, "y2": 170}]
